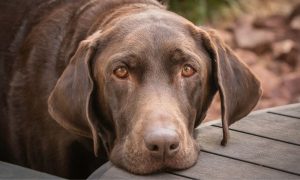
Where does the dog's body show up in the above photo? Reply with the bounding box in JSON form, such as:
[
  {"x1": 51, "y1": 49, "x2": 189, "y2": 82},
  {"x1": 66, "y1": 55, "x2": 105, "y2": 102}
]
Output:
[
  {"x1": 0, "y1": 0, "x2": 117, "y2": 178},
  {"x1": 0, "y1": 0, "x2": 261, "y2": 178}
]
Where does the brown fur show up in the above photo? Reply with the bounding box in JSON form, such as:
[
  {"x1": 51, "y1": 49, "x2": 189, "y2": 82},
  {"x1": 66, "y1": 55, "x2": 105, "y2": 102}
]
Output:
[{"x1": 0, "y1": 0, "x2": 262, "y2": 178}]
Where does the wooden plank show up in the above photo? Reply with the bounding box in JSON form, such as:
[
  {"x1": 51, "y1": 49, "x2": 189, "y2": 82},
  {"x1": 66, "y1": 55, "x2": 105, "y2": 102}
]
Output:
[
  {"x1": 173, "y1": 151, "x2": 300, "y2": 179},
  {"x1": 88, "y1": 162, "x2": 190, "y2": 180},
  {"x1": 268, "y1": 104, "x2": 300, "y2": 119},
  {"x1": 197, "y1": 126, "x2": 300, "y2": 175},
  {"x1": 88, "y1": 104, "x2": 300, "y2": 179},
  {"x1": 214, "y1": 112, "x2": 300, "y2": 145},
  {"x1": 89, "y1": 151, "x2": 300, "y2": 180},
  {"x1": 0, "y1": 161, "x2": 63, "y2": 179}
]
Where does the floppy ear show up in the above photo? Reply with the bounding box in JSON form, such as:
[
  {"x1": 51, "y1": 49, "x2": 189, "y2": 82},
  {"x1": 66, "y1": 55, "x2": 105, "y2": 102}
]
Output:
[
  {"x1": 195, "y1": 28, "x2": 262, "y2": 145},
  {"x1": 48, "y1": 31, "x2": 114, "y2": 156}
]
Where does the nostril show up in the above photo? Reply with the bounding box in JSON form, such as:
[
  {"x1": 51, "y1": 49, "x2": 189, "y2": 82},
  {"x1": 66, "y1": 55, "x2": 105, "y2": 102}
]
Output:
[
  {"x1": 170, "y1": 143, "x2": 179, "y2": 150},
  {"x1": 144, "y1": 128, "x2": 180, "y2": 159},
  {"x1": 149, "y1": 144, "x2": 159, "y2": 151}
]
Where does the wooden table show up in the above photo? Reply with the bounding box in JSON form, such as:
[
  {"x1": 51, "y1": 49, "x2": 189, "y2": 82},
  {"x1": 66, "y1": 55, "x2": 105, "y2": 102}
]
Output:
[
  {"x1": 1, "y1": 104, "x2": 299, "y2": 179},
  {"x1": 88, "y1": 103, "x2": 300, "y2": 179},
  {"x1": 0, "y1": 161, "x2": 62, "y2": 179}
]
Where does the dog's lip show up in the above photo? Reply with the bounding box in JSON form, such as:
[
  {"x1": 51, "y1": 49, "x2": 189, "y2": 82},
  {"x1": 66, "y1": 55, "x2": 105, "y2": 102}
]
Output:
[
  {"x1": 110, "y1": 142, "x2": 199, "y2": 175},
  {"x1": 127, "y1": 158, "x2": 196, "y2": 175}
]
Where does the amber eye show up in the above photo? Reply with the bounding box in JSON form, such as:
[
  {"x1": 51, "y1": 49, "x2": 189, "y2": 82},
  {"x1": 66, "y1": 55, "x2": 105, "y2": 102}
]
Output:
[
  {"x1": 181, "y1": 64, "x2": 196, "y2": 77},
  {"x1": 114, "y1": 66, "x2": 129, "y2": 79}
]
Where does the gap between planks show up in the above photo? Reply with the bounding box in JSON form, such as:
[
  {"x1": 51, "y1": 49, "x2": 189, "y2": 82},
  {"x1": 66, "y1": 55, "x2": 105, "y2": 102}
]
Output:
[
  {"x1": 211, "y1": 125, "x2": 300, "y2": 146},
  {"x1": 267, "y1": 111, "x2": 300, "y2": 120},
  {"x1": 200, "y1": 150, "x2": 300, "y2": 177},
  {"x1": 166, "y1": 171, "x2": 199, "y2": 180}
]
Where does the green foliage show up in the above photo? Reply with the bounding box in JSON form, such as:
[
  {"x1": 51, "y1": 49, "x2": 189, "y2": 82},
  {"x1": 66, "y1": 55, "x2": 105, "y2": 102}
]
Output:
[{"x1": 168, "y1": 0, "x2": 239, "y2": 24}]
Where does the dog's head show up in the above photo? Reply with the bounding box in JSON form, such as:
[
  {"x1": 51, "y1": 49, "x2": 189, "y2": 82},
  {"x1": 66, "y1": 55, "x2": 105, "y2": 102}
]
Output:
[{"x1": 48, "y1": 5, "x2": 261, "y2": 174}]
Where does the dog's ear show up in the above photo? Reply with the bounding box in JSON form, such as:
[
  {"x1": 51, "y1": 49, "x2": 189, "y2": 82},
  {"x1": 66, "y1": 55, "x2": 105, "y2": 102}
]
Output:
[
  {"x1": 193, "y1": 27, "x2": 262, "y2": 145},
  {"x1": 48, "y1": 31, "x2": 113, "y2": 156}
]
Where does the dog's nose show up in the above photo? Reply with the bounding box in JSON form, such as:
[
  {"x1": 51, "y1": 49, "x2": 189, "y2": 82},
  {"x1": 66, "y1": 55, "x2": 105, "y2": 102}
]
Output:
[{"x1": 144, "y1": 129, "x2": 179, "y2": 159}]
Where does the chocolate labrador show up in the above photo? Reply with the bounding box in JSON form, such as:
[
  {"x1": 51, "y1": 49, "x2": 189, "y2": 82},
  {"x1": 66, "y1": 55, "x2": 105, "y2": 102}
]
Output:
[{"x1": 0, "y1": 0, "x2": 262, "y2": 178}]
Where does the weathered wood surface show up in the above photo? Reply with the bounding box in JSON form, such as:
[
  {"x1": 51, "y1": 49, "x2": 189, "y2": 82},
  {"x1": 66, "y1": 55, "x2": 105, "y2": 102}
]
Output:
[
  {"x1": 88, "y1": 150, "x2": 299, "y2": 180},
  {"x1": 197, "y1": 126, "x2": 300, "y2": 175},
  {"x1": 1, "y1": 104, "x2": 299, "y2": 179},
  {"x1": 0, "y1": 161, "x2": 62, "y2": 179},
  {"x1": 88, "y1": 103, "x2": 300, "y2": 179},
  {"x1": 88, "y1": 162, "x2": 190, "y2": 180},
  {"x1": 268, "y1": 104, "x2": 300, "y2": 119},
  {"x1": 173, "y1": 151, "x2": 299, "y2": 180},
  {"x1": 214, "y1": 112, "x2": 300, "y2": 145}
]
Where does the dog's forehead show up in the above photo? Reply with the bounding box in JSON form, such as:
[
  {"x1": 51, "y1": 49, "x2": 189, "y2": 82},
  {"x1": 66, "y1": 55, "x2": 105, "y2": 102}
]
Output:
[
  {"x1": 118, "y1": 8, "x2": 192, "y2": 30},
  {"x1": 126, "y1": 24, "x2": 189, "y2": 46},
  {"x1": 95, "y1": 9, "x2": 210, "y2": 75},
  {"x1": 108, "y1": 9, "x2": 196, "y2": 52},
  {"x1": 118, "y1": 24, "x2": 198, "y2": 61}
]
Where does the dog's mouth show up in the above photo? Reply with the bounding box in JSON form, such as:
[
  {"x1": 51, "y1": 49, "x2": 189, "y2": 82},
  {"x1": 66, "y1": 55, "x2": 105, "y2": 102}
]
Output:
[{"x1": 109, "y1": 135, "x2": 200, "y2": 174}]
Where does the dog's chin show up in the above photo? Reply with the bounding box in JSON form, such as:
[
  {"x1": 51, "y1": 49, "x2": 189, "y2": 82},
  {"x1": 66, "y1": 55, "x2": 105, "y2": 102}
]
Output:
[{"x1": 109, "y1": 139, "x2": 200, "y2": 174}]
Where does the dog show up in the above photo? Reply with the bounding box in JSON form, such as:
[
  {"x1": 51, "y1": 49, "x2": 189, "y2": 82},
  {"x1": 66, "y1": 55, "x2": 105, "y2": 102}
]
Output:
[{"x1": 0, "y1": 0, "x2": 262, "y2": 178}]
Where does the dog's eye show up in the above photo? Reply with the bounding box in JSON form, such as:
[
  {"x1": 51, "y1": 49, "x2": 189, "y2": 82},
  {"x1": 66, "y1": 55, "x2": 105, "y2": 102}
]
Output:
[
  {"x1": 181, "y1": 64, "x2": 196, "y2": 77},
  {"x1": 114, "y1": 66, "x2": 129, "y2": 79}
]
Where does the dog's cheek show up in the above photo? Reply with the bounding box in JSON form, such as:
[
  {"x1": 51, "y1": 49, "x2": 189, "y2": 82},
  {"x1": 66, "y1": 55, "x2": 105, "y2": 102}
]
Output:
[
  {"x1": 106, "y1": 81, "x2": 128, "y2": 113},
  {"x1": 176, "y1": 76, "x2": 202, "y2": 130},
  {"x1": 186, "y1": 76, "x2": 203, "y2": 108},
  {"x1": 109, "y1": 142, "x2": 124, "y2": 167},
  {"x1": 105, "y1": 80, "x2": 136, "y2": 137}
]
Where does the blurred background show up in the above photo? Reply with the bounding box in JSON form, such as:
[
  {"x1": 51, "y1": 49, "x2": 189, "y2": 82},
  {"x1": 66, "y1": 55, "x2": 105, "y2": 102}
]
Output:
[{"x1": 164, "y1": 0, "x2": 300, "y2": 120}]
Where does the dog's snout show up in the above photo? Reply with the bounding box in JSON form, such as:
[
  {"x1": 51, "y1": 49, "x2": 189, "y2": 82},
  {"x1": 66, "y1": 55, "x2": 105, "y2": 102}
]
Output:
[{"x1": 144, "y1": 129, "x2": 180, "y2": 159}]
